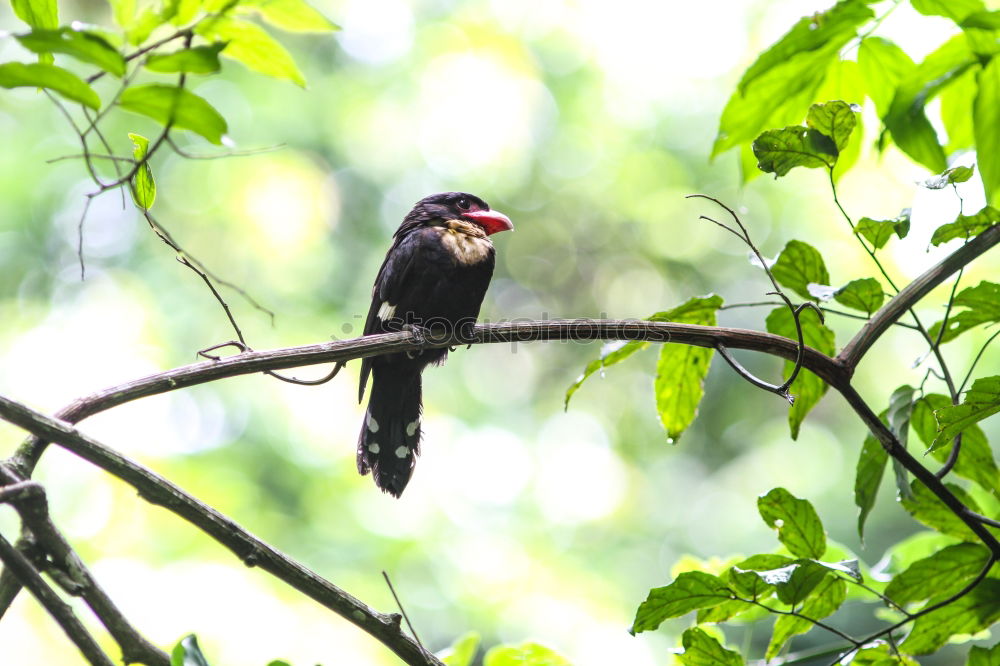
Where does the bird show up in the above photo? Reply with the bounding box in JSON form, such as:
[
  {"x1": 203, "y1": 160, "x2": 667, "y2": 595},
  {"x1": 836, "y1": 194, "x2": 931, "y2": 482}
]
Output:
[{"x1": 356, "y1": 192, "x2": 513, "y2": 497}]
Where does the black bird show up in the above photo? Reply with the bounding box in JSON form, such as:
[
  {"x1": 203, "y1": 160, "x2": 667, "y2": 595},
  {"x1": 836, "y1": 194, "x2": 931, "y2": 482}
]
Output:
[{"x1": 357, "y1": 192, "x2": 513, "y2": 497}]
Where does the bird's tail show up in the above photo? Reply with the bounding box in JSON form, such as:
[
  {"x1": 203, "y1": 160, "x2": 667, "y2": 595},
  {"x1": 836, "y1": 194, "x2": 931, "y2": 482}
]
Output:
[{"x1": 357, "y1": 366, "x2": 422, "y2": 497}]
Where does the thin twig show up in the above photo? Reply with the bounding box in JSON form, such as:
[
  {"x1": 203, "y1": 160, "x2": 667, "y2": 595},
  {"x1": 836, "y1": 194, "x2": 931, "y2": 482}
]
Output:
[
  {"x1": 835, "y1": 555, "x2": 998, "y2": 664},
  {"x1": 86, "y1": 28, "x2": 193, "y2": 84},
  {"x1": 828, "y1": 171, "x2": 961, "y2": 400},
  {"x1": 46, "y1": 154, "x2": 136, "y2": 164},
  {"x1": 959, "y1": 328, "x2": 1000, "y2": 394},
  {"x1": 721, "y1": 301, "x2": 920, "y2": 330},
  {"x1": 740, "y1": 597, "x2": 859, "y2": 646},
  {"x1": 686, "y1": 196, "x2": 814, "y2": 402},
  {"x1": 166, "y1": 135, "x2": 285, "y2": 159},
  {"x1": 382, "y1": 571, "x2": 430, "y2": 664}
]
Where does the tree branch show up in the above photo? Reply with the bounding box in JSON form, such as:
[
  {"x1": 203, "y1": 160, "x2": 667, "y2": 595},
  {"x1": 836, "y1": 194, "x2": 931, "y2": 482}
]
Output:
[
  {"x1": 11, "y1": 320, "x2": 847, "y2": 475},
  {"x1": 838, "y1": 224, "x2": 1000, "y2": 371},
  {"x1": 0, "y1": 396, "x2": 442, "y2": 666},
  {"x1": 0, "y1": 467, "x2": 170, "y2": 665},
  {"x1": 0, "y1": 531, "x2": 116, "y2": 666}
]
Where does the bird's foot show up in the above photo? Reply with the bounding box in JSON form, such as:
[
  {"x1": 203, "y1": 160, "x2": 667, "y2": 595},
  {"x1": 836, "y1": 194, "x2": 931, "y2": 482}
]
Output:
[{"x1": 403, "y1": 324, "x2": 430, "y2": 359}]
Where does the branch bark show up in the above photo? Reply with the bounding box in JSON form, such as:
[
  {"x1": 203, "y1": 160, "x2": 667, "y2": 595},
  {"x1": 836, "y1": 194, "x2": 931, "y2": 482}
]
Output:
[
  {"x1": 0, "y1": 467, "x2": 170, "y2": 665},
  {"x1": 0, "y1": 531, "x2": 116, "y2": 666},
  {"x1": 838, "y1": 223, "x2": 1000, "y2": 370},
  {"x1": 12, "y1": 320, "x2": 847, "y2": 475},
  {"x1": 0, "y1": 395, "x2": 442, "y2": 666}
]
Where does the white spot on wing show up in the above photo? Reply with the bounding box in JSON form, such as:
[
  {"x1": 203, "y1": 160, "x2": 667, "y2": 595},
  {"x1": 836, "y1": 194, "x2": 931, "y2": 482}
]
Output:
[
  {"x1": 377, "y1": 301, "x2": 396, "y2": 320},
  {"x1": 395, "y1": 445, "x2": 409, "y2": 458},
  {"x1": 366, "y1": 413, "x2": 379, "y2": 433},
  {"x1": 368, "y1": 442, "x2": 380, "y2": 454},
  {"x1": 406, "y1": 420, "x2": 419, "y2": 437}
]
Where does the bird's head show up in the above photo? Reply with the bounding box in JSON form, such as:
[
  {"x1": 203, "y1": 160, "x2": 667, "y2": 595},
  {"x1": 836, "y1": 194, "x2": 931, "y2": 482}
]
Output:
[{"x1": 404, "y1": 192, "x2": 514, "y2": 236}]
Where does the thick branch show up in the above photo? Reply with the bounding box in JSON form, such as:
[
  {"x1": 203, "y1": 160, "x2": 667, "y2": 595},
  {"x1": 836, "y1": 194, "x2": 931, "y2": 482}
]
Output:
[
  {"x1": 0, "y1": 467, "x2": 170, "y2": 665},
  {"x1": 837, "y1": 383, "x2": 1000, "y2": 556},
  {"x1": 838, "y1": 224, "x2": 1000, "y2": 370},
  {"x1": 0, "y1": 396, "x2": 441, "y2": 666},
  {"x1": 12, "y1": 320, "x2": 846, "y2": 475},
  {"x1": 0, "y1": 531, "x2": 116, "y2": 666}
]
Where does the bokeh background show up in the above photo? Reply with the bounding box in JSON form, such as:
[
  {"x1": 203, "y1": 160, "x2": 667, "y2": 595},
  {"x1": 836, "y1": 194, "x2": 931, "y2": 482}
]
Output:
[{"x1": 0, "y1": 0, "x2": 998, "y2": 663}]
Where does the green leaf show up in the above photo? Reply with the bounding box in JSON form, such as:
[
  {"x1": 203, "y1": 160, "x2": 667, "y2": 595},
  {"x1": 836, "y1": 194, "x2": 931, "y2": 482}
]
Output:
[
  {"x1": 107, "y1": 0, "x2": 136, "y2": 30},
  {"x1": 834, "y1": 278, "x2": 884, "y2": 315},
  {"x1": 887, "y1": 384, "x2": 916, "y2": 498},
  {"x1": 677, "y1": 627, "x2": 744, "y2": 666},
  {"x1": 265, "y1": 661, "x2": 291, "y2": 666},
  {"x1": 171, "y1": 635, "x2": 212, "y2": 666},
  {"x1": 440, "y1": 632, "x2": 480, "y2": 666},
  {"x1": 163, "y1": 0, "x2": 201, "y2": 25},
  {"x1": 975, "y1": 56, "x2": 1000, "y2": 205},
  {"x1": 770, "y1": 240, "x2": 831, "y2": 302},
  {"x1": 484, "y1": 642, "x2": 570, "y2": 666},
  {"x1": 914, "y1": 394, "x2": 1000, "y2": 494},
  {"x1": 932, "y1": 376, "x2": 1000, "y2": 450},
  {"x1": 118, "y1": 84, "x2": 227, "y2": 145},
  {"x1": 967, "y1": 642, "x2": 1000, "y2": 665},
  {"x1": 752, "y1": 125, "x2": 838, "y2": 176},
  {"x1": 128, "y1": 132, "x2": 156, "y2": 210},
  {"x1": 631, "y1": 571, "x2": 733, "y2": 634},
  {"x1": 923, "y1": 165, "x2": 976, "y2": 189},
  {"x1": 16, "y1": 28, "x2": 125, "y2": 77},
  {"x1": 565, "y1": 341, "x2": 646, "y2": 407},
  {"x1": 912, "y1": 0, "x2": 985, "y2": 22},
  {"x1": 858, "y1": 37, "x2": 915, "y2": 119},
  {"x1": 714, "y1": 49, "x2": 835, "y2": 163},
  {"x1": 942, "y1": 67, "x2": 978, "y2": 154},
  {"x1": 901, "y1": 480, "x2": 985, "y2": 541},
  {"x1": 928, "y1": 281, "x2": 1000, "y2": 343},
  {"x1": 815, "y1": 558, "x2": 862, "y2": 582},
  {"x1": 806, "y1": 100, "x2": 857, "y2": 151},
  {"x1": 765, "y1": 306, "x2": 835, "y2": 438},
  {"x1": 899, "y1": 579, "x2": 1000, "y2": 655},
  {"x1": 727, "y1": 554, "x2": 795, "y2": 598},
  {"x1": 0, "y1": 62, "x2": 100, "y2": 109},
  {"x1": 766, "y1": 575, "x2": 845, "y2": 659},
  {"x1": 10, "y1": 0, "x2": 58, "y2": 29},
  {"x1": 931, "y1": 205, "x2": 1000, "y2": 246},
  {"x1": 963, "y1": 11, "x2": 1000, "y2": 29},
  {"x1": 741, "y1": 560, "x2": 831, "y2": 605},
  {"x1": 856, "y1": 211, "x2": 911, "y2": 250},
  {"x1": 239, "y1": 0, "x2": 339, "y2": 32},
  {"x1": 736, "y1": 0, "x2": 874, "y2": 94},
  {"x1": 566, "y1": 296, "x2": 723, "y2": 407},
  {"x1": 653, "y1": 295, "x2": 723, "y2": 440},
  {"x1": 855, "y1": 417, "x2": 888, "y2": 540},
  {"x1": 146, "y1": 44, "x2": 226, "y2": 75},
  {"x1": 853, "y1": 645, "x2": 920, "y2": 665},
  {"x1": 757, "y1": 487, "x2": 826, "y2": 559},
  {"x1": 884, "y1": 543, "x2": 992, "y2": 606},
  {"x1": 127, "y1": 7, "x2": 163, "y2": 45},
  {"x1": 884, "y1": 36, "x2": 976, "y2": 172},
  {"x1": 196, "y1": 16, "x2": 306, "y2": 87}
]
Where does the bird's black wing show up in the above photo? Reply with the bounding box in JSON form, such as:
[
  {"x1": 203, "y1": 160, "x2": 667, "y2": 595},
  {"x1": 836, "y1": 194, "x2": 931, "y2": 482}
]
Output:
[{"x1": 358, "y1": 229, "x2": 424, "y2": 402}]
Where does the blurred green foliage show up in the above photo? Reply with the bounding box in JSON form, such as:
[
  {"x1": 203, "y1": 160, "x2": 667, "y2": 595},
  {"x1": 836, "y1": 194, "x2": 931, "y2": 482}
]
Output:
[{"x1": 1, "y1": 0, "x2": 999, "y2": 664}]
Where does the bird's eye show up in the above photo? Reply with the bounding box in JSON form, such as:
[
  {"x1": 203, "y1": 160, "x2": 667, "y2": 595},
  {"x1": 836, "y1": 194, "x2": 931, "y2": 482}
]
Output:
[{"x1": 456, "y1": 197, "x2": 471, "y2": 211}]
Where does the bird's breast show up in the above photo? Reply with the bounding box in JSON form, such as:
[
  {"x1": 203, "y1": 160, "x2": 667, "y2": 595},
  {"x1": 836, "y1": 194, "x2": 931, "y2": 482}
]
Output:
[{"x1": 434, "y1": 226, "x2": 494, "y2": 266}]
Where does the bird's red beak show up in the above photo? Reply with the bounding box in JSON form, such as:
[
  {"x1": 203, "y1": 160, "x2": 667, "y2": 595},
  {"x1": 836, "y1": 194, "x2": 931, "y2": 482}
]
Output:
[{"x1": 464, "y1": 209, "x2": 514, "y2": 235}]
